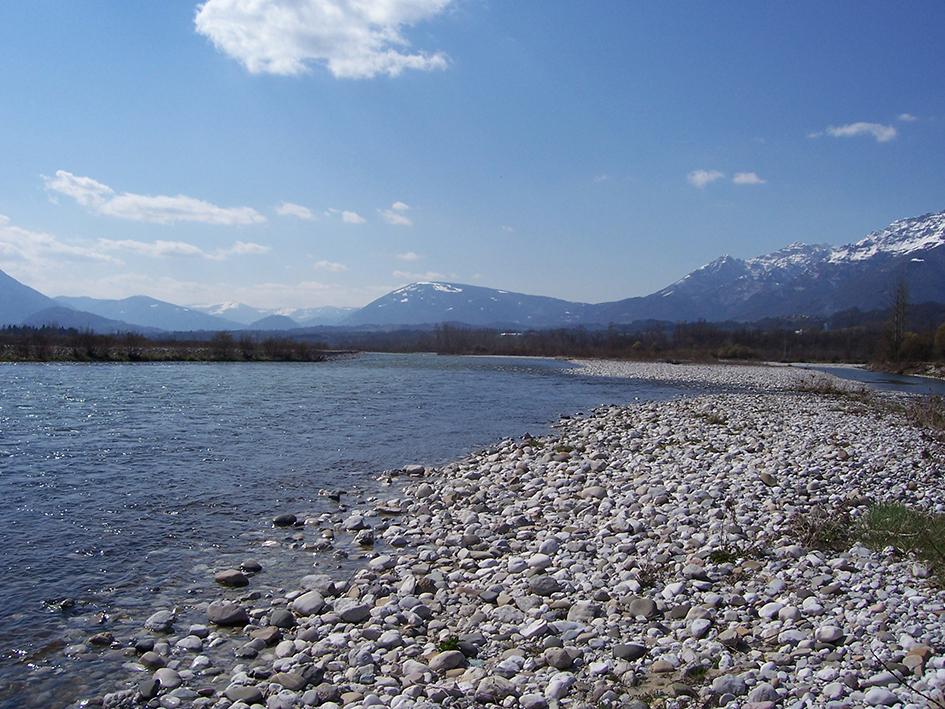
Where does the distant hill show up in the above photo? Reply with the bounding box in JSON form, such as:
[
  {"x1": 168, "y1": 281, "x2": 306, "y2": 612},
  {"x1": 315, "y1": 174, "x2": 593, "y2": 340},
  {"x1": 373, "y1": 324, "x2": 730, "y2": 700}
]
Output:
[
  {"x1": 4, "y1": 208, "x2": 945, "y2": 333},
  {"x1": 343, "y1": 282, "x2": 592, "y2": 328},
  {"x1": 0, "y1": 270, "x2": 57, "y2": 325},
  {"x1": 345, "y1": 210, "x2": 945, "y2": 327},
  {"x1": 247, "y1": 314, "x2": 300, "y2": 330},
  {"x1": 21, "y1": 306, "x2": 161, "y2": 335},
  {"x1": 54, "y1": 295, "x2": 242, "y2": 332}
]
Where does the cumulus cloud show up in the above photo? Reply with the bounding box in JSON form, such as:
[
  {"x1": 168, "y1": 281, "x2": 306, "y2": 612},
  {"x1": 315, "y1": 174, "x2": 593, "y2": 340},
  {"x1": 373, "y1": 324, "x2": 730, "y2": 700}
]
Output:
[
  {"x1": 380, "y1": 202, "x2": 412, "y2": 226},
  {"x1": 98, "y1": 238, "x2": 270, "y2": 260},
  {"x1": 342, "y1": 210, "x2": 365, "y2": 224},
  {"x1": 194, "y1": 0, "x2": 452, "y2": 79},
  {"x1": 733, "y1": 172, "x2": 766, "y2": 185},
  {"x1": 813, "y1": 122, "x2": 898, "y2": 143},
  {"x1": 276, "y1": 202, "x2": 315, "y2": 220},
  {"x1": 396, "y1": 252, "x2": 419, "y2": 260},
  {"x1": 314, "y1": 260, "x2": 348, "y2": 272},
  {"x1": 898, "y1": 113, "x2": 918, "y2": 122},
  {"x1": 501, "y1": 225, "x2": 515, "y2": 233},
  {"x1": 45, "y1": 171, "x2": 266, "y2": 225},
  {"x1": 687, "y1": 170, "x2": 725, "y2": 188},
  {"x1": 0, "y1": 213, "x2": 123, "y2": 266}
]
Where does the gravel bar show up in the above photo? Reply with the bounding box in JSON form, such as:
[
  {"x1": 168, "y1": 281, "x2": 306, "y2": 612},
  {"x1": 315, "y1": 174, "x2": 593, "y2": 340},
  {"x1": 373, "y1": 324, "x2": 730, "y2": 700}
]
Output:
[{"x1": 85, "y1": 362, "x2": 945, "y2": 709}]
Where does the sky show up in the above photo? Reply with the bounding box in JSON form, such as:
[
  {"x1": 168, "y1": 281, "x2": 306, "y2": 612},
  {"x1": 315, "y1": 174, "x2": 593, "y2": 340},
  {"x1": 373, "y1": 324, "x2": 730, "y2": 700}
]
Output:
[{"x1": 0, "y1": 1, "x2": 943, "y2": 311}]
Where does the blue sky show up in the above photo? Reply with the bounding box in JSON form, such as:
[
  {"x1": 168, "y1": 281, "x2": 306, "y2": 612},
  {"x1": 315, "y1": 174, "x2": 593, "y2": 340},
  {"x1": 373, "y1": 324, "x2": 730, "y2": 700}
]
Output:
[{"x1": 0, "y1": 1, "x2": 942, "y2": 310}]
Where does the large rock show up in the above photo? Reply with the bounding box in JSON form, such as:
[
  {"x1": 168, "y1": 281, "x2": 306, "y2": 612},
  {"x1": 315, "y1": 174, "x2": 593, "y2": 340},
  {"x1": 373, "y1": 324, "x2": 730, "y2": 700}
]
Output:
[
  {"x1": 528, "y1": 575, "x2": 562, "y2": 597},
  {"x1": 429, "y1": 650, "x2": 466, "y2": 673},
  {"x1": 291, "y1": 591, "x2": 325, "y2": 616},
  {"x1": 333, "y1": 597, "x2": 371, "y2": 623},
  {"x1": 144, "y1": 610, "x2": 175, "y2": 633},
  {"x1": 206, "y1": 601, "x2": 248, "y2": 626},
  {"x1": 475, "y1": 676, "x2": 519, "y2": 703},
  {"x1": 214, "y1": 569, "x2": 249, "y2": 587}
]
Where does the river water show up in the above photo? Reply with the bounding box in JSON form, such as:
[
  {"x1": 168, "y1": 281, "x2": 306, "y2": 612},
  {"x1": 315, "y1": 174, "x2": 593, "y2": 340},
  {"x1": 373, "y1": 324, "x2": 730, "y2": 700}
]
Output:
[{"x1": 0, "y1": 354, "x2": 715, "y2": 708}]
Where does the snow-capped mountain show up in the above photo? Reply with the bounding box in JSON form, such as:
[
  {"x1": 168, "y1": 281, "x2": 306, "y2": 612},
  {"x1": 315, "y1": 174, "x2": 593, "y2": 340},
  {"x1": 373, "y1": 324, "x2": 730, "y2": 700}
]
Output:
[
  {"x1": 343, "y1": 282, "x2": 592, "y2": 327},
  {"x1": 191, "y1": 302, "x2": 355, "y2": 327},
  {"x1": 54, "y1": 295, "x2": 242, "y2": 332},
  {"x1": 592, "y1": 210, "x2": 945, "y2": 323}
]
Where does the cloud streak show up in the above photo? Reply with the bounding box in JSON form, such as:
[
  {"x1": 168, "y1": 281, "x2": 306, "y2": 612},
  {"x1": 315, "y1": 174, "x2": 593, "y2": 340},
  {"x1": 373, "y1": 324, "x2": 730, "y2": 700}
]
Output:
[
  {"x1": 381, "y1": 201, "x2": 412, "y2": 226},
  {"x1": 687, "y1": 170, "x2": 725, "y2": 188},
  {"x1": 733, "y1": 172, "x2": 766, "y2": 185},
  {"x1": 194, "y1": 0, "x2": 452, "y2": 79},
  {"x1": 98, "y1": 238, "x2": 270, "y2": 260},
  {"x1": 276, "y1": 202, "x2": 316, "y2": 220},
  {"x1": 0, "y1": 214, "x2": 123, "y2": 266},
  {"x1": 809, "y1": 122, "x2": 898, "y2": 143},
  {"x1": 45, "y1": 171, "x2": 266, "y2": 225}
]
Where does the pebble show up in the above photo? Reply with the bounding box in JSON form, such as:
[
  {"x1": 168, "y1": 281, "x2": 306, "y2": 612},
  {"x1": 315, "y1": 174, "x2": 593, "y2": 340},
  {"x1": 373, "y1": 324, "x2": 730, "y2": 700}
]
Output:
[{"x1": 78, "y1": 362, "x2": 945, "y2": 709}]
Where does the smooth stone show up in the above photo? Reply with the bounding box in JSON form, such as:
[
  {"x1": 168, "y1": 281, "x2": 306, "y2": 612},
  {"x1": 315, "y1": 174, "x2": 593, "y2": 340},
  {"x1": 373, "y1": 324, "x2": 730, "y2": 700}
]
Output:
[
  {"x1": 543, "y1": 647, "x2": 573, "y2": 670},
  {"x1": 250, "y1": 626, "x2": 281, "y2": 645},
  {"x1": 270, "y1": 608, "x2": 295, "y2": 628},
  {"x1": 429, "y1": 650, "x2": 465, "y2": 673},
  {"x1": 300, "y1": 574, "x2": 336, "y2": 595},
  {"x1": 139, "y1": 651, "x2": 165, "y2": 670},
  {"x1": 614, "y1": 643, "x2": 647, "y2": 661},
  {"x1": 153, "y1": 668, "x2": 182, "y2": 689},
  {"x1": 528, "y1": 575, "x2": 562, "y2": 596},
  {"x1": 333, "y1": 597, "x2": 371, "y2": 623},
  {"x1": 864, "y1": 687, "x2": 900, "y2": 706},
  {"x1": 214, "y1": 569, "x2": 249, "y2": 587},
  {"x1": 271, "y1": 672, "x2": 307, "y2": 691},
  {"x1": 545, "y1": 672, "x2": 576, "y2": 700},
  {"x1": 145, "y1": 610, "x2": 175, "y2": 633},
  {"x1": 273, "y1": 513, "x2": 297, "y2": 527},
  {"x1": 627, "y1": 597, "x2": 659, "y2": 619},
  {"x1": 225, "y1": 685, "x2": 264, "y2": 704},
  {"x1": 475, "y1": 676, "x2": 518, "y2": 704},
  {"x1": 747, "y1": 682, "x2": 779, "y2": 703},
  {"x1": 240, "y1": 559, "x2": 262, "y2": 573},
  {"x1": 206, "y1": 601, "x2": 249, "y2": 626},
  {"x1": 712, "y1": 675, "x2": 747, "y2": 696},
  {"x1": 650, "y1": 660, "x2": 675, "y2": 673},
  {"x1": 292, "y1": 590, "x2": 325, "y2": 616},
  {"x1": 816, "y1": 626, "x2": 845, "y2": 644},
  {"x1": 520, "y1": 694, "x2": 549, "y2": 709}
]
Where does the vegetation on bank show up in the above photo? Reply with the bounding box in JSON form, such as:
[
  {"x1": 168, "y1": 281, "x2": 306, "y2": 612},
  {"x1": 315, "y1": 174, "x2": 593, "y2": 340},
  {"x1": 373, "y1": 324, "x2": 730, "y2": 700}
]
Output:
[{"x1": 0, "y1": 328, "x2": 333, "y2": 362}]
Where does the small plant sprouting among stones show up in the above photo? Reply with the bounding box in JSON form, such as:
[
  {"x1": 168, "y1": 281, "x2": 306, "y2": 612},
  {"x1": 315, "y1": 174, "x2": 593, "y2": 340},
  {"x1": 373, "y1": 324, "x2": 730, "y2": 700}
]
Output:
[
  {"x1": 786, "y1": 503, "x2": 855, "y2": 552},
  {"x1": 907, "y1": 395, "x2": 945, "y2": 434},
  {"x1": 859, "y1": 502, "x2": 945, "y2": 584},
  {"x1": 708, "y1": 547, "x2": 739, "y2": 565},
  {"x1": 436, "y1": 635, "x2": 460, "y2": 652},
  {"x1": 554, "y1": 444, "x2": 575, "y2": 453}
]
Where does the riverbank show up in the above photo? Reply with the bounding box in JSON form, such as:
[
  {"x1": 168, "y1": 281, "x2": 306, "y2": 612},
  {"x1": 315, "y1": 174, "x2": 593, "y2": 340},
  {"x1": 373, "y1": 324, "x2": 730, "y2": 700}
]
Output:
[{"x1": 75, "y1": 363, "x2": 945, "y2": 709}]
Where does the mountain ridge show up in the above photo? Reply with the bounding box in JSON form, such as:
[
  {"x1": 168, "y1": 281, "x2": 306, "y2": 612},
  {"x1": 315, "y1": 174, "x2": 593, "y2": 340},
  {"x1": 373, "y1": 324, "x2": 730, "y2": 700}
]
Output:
[{"x1": 2, "y1": 208, "x2": 943, "y2": 331}]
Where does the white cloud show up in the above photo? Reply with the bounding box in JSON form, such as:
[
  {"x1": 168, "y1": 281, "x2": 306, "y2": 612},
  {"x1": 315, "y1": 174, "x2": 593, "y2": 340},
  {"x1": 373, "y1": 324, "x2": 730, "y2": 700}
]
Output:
[
  {"x1": 594, "y1": 174, "x2": 610, "y2": 183},
  {"x1": 687, "y1": 170, "x2": 725, "y2": 188},
  {"x1": 396, "y1": 251, "x2": 419, "y2": 260},
  {"x1": 45, "y1": 171, "x2": 266, "y2": 225},
  {"x1": 733, "y1": 172, "x2": 766, "y2": 185},
  {"x1": 823, "y1": 122, "x2": 897, "y2": 142},
  {"x1": 898, "y1": 113, "x2": 917, "y2": 122},
  {"x1": 342, "y1": 210, "x2": 365, "y2": 224},
  {"x1": 98, "y1": 238, "x2": 270, "y2": 260},
  {"x1": 314, "y1": 260, "x2": 348, "y2": 272},
  {"x1": 0, "y1": 213, "x2": 123, "y2": 267},
  {"x1": 501, "y1": 225, "x2": 515, "y2": 233},
  {"x1": 393, "y1": 270, "x2": 444, "y2": 281},
  {"x1": 380, "y1": 202, "x2": 412, "y2": 226},
  {"x1": 276, "y1": 202, "x2": 316, "y2": 220},
  {"x1": 194, "y1": 0, "x2": 452, "y2": 79}
]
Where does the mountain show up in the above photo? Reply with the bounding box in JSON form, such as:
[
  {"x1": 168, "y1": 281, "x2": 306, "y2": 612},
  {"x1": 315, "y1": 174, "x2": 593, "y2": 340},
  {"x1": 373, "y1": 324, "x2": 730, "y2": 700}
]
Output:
[
  {"x1": 0, "y1": 270, "x2": 58, "y2": 325},
  {"x1": 343, "y1": 282, "x2": 592, "y2": 327},
  {"x1": 54, "y1": 295, "x2": 242, "y2": 332},
  {"x1": 592, "y1": 210, "x2": 945, "y2": 323},
  {"x1": 21, "y1": 306, "x2": 161, "y2": 335},
  {"x1": 191, "y1": 303, "x2": 356, "y2": 326},
  {"x1": 247, "y1": 314, "x2": 299, "y2": 330}
]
